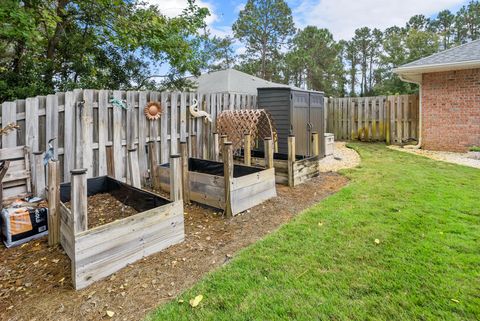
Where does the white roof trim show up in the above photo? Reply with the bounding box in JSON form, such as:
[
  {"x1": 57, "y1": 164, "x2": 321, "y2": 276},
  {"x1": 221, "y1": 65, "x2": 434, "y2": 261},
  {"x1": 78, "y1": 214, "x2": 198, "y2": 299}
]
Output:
[{"x1": 394, "y1": 60, "x2": 480, "y2": 74}]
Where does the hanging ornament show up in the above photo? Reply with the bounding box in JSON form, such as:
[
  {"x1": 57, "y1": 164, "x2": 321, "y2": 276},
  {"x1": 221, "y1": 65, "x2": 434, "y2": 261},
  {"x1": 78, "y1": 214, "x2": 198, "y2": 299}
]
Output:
[{"x1": 144, "y1": 101, "x2": 162, "y2": 120}]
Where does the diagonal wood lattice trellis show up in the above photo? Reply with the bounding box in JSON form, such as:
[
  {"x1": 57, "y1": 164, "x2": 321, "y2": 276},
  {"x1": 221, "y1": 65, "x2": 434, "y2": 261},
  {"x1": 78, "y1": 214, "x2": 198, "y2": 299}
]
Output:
[{"x1": 216, "y1": 109, "x2": 277, "y2": 153}]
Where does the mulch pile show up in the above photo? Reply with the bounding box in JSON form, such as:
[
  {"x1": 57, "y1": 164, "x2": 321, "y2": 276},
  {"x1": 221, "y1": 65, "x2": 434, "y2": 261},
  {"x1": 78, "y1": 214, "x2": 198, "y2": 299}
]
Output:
[
  {"x1": 65, "y1": 193, "x2": 138, "y2": 229},
  {"x1": 0, "y1": 173, "x2": 348, "y2": 321}
]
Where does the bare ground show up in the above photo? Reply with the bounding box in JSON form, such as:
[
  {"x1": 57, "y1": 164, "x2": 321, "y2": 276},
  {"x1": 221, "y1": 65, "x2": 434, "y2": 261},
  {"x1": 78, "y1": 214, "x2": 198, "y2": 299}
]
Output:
[{"x1": 0, "y1": 173, "x2": 348, "y2": 321}]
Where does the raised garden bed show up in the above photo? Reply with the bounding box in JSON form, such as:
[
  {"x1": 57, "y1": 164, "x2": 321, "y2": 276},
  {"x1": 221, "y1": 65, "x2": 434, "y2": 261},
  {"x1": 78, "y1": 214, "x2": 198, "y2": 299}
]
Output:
[
  {"x1": 157, "y1": 158, "x2": 276, "y2": 216},
  {"x1": 59, "y1": 175, "x2": 184, "y2": 290},
  {"x1": 236, "y1": 150, "x2": 320, "y2": 187}
]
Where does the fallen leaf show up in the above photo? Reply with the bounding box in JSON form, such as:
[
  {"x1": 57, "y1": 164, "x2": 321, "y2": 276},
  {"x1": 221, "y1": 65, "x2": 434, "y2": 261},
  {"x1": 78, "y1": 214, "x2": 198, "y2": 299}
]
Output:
[
  {"x1": 106, "y1": 310, "x2": 115, "y2": 317},
  {"x1": 52, "y1": 259, "x2": 60, "y2": 264},
  {"x1": 189, "y1": 294, "x2": 203, "y2": 308},
  {"x1": 451, "y1": 299, "x2": 460, "y2": 303},
  {"x1": 318, "y1": 222, "x2": 323, "y2": 227},
  {"x1": 178, "y1": 299, "x2": 184, "y2": 303},
  {"x1": 58, "y1": 277, "x2": 65, "y2": 283},
  {"x1": 374, "y1": 239, "x2": 380, "y2": 244}
]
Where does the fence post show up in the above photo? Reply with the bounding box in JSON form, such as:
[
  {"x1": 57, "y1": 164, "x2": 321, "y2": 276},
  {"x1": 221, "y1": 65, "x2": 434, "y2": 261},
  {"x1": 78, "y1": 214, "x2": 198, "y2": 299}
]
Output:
[
  {"x1": 127, "y1": 148, "x2": 141, "y2": 188},
  {"x1": 180, "y1": 142, "x2": 190, "y2": 203},
  {"x1": 47, "y1": 160, "x2": 60, "y2": 246},
  {"x1": 212, "y1": 133, "x2": 219, "y2": 161},
  {"x1": 288, "y1": 135, "x2": 295, "y2": 187},
  {"x1": 223, "y1": 142, "x2": 233, "y2": 217},
  {"x1": 71, "y1": 169, "x2": 87, "y2": 234},
  {"x1": 33, "y1": 152, "x2": 46, "y2": 198},
  {"x1": 244, "y1": 133, "x2": 251, "y2": 166},
  {"x1": 311, "y1": 132, "x2": 319, "y2": 157},
  {"x1": 264, "y1": 137, "x2": 274, "y2": 169},
  {"x1": 169, "y1": 154, "x2": 182, "y2": 202}
]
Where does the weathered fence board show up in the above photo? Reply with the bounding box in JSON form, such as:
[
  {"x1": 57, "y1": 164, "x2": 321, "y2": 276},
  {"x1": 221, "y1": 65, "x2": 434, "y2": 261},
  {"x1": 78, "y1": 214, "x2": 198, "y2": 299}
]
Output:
[
  {"x1": 0, "y1": 90, "x2": 256, "y2": 192},
  {"x1": 325, "y1": 94, "x2": 419, "y2": 143}
]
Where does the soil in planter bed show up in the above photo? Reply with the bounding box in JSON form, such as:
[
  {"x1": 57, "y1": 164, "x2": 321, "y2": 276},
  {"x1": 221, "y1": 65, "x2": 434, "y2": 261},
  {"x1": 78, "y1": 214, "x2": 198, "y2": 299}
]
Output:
[
  {"x1": 0, "y1": 172, "x2": 348, "y2": 321},
  {"x1": 64, "y1": 193, "x2": 139, "y2": 229}
]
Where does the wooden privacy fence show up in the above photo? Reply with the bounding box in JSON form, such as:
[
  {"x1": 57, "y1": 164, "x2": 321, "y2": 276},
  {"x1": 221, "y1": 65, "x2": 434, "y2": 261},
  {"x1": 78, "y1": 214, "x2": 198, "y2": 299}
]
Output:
[
  {"x1": 325, "y1": 94, "x2": 419, "y2": 144},
  {"x1": 0, "y1": 89, "x2": 256, "y2": 189}
]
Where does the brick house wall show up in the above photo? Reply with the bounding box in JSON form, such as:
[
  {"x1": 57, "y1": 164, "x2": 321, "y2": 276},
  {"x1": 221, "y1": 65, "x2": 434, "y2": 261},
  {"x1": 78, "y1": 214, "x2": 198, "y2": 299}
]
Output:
[{"x1": 421, "y1": 68, "x2": 480, "y2": 152}]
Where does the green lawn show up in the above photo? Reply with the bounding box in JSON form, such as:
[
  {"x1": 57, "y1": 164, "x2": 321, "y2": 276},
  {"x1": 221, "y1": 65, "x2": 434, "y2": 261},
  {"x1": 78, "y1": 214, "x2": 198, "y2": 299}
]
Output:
[{"x1": 148, "y1": 143, "x2": 480, "y2": 321}]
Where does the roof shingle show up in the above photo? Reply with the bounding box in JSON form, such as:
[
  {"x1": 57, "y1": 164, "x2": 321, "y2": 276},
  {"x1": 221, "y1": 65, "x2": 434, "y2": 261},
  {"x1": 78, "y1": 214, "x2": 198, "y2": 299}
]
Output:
[{"x1": 401, "y1": 39, "x2": 480, "y2": 68}]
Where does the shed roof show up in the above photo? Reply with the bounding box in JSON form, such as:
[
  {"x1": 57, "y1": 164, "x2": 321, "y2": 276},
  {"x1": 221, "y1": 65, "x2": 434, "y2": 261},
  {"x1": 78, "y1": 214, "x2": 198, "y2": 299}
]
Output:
[
  {"x1": 191, "y1": 69, "x2": 302, "y2": 95},
  {"x1": 393, "y1": 39, "x2": 480, "y2": 83}
]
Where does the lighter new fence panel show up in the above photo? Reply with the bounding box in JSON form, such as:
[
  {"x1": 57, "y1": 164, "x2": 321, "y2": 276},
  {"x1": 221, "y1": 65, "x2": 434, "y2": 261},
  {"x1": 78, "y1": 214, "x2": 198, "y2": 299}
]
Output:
[
  {"x1": 325, "y1": 94, "x2": 419, "y2": 144},
  {"x1": 0, "y1": 90, "x2": 256, "y2": 193}
]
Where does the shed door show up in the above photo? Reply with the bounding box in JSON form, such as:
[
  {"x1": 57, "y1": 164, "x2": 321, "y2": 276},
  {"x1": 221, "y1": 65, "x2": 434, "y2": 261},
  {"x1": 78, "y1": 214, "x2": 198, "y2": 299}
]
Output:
[
  {"x1": 309, "y1": 94, "x2": 325, "y2": 157},
  {"x1": 291, "y1": 91, "x2": 310, "y2": 155}
]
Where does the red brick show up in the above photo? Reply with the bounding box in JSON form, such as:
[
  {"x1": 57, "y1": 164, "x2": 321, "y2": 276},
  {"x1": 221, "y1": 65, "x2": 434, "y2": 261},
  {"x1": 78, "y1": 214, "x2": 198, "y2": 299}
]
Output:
[{"x1": 421, "y1": 68, "x2": 480, "y2": 152}]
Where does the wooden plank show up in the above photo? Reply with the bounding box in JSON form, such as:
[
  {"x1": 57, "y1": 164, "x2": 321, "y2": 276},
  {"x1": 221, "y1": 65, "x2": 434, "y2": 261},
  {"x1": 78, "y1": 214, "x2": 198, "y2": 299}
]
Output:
[
  {"x1": 138, "y1": 91, "x2": 148, "y2": 185},
  {"x1": 288, "y1": 135, "x2": 295, "y2": 187},
  {"x1": 71, "y1": 169, "x2": 87, "y2": 234},
  {"x1": 63, "y1": 92, "x2": 75, "y2": 182},
  {"x1": 32, "y1": 152, "x2": 45, "y2": 198},
  {"x1": 395, "y1": 95, "x2": 401, "y2": 143},
  {"x1": 0, "y1": 146, "x2": 25, "y2": 160},
  {"x1": 112, "y1": 90, "x2": 124, "y2": 179},
  {"x1": 264, "y1": 138, "x2": 274, "y2": 169},
  {"x1": 231, "y1": 172, "x2": 276, "y2": 214},
  {"x1": 97, "y1": 90, "x2": 108, "y2": 176},
  {"x1": 160, "y1": 92, "x2": 169, "y2": 163},
  {"x1": 403, "y1": 95, "x2": 409, "y2": 141},
  {"x1": 79, "y1": 90, "x2": 94, "y2": 177},
  {"x1": 46, "y1": 94, "x2": 59, "y2": 160},
  {"x1": 170, "y1": 92, "x2": 178, "y2": 154},
  {"x1": 179, "y1": 92, "x2": 187, "y2": 143},
  {"x1": 1, "y1": 101, "x2": 17, "y2": 148},
  {"x1": 47, "y1": 160, "x2": 60, "y2": 245},
  {"x1": 126, "y1": 91, "x2": 136, "y2": 150},
  {"x1": 128, "y1": 148, "x2": 141, "y2": 188},
  {"x1": 378, "y1": 97, "x2": 385, "y2": 140},
  {"x1": 169, "y1": 155, "x2": 182, "y2": 202},
  {"x1": 223, "y1": 142, "x2": 233, "y2": 217},
  {"x1": 72, "y1": 201, "x2": 183, "y2": 289},
  {"x1": 25, "y1": 97, "x2": 39, "y2": 153}
]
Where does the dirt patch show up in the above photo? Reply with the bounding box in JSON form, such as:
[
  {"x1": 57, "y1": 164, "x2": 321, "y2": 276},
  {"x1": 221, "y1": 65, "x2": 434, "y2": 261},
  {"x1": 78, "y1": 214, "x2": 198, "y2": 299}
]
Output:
[
  {"x1": 64, "y1": 193, "x2": 138, "y2": 229},
  {"x1": 0, "y1": 173, "x2": 348, "y2": 321}
]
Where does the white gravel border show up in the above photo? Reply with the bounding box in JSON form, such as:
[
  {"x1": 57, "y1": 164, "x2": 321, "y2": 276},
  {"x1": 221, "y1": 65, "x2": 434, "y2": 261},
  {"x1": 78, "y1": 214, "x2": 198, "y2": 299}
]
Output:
[
  {"x1": 319, "y1": 142, "x2": 361, "y2": 172},
  {"x1": 388, "y1": 146, "x2": 480, "y2": 169}
]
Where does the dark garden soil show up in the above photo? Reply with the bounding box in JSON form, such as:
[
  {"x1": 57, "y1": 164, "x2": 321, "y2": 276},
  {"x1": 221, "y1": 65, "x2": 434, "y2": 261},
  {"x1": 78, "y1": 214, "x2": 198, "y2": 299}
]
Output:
[{"x1": 0, "y1": 173, "x2": 348, "y2": 321}]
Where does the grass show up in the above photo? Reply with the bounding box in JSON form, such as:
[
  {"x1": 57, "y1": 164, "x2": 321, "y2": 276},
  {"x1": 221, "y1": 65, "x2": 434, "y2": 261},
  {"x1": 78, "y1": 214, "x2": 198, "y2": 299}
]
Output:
[
  {"x1": 148, "y1": 143, "x2": 480, "y2": 321},
  {"x1": 469, "y1": 146, "x2": 480, "y2": 152}
]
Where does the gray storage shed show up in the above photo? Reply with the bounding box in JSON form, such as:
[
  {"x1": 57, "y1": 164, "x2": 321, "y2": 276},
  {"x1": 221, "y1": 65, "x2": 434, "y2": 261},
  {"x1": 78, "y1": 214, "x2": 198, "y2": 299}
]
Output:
[{"x1": 257, "y1": 87, "x2": 325, "y2": 157}]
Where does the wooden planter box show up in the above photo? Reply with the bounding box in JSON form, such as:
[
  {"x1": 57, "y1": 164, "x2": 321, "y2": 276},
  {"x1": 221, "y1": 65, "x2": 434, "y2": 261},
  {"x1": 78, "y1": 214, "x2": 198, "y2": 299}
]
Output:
[
  {"x1": 237, "y1": 150, "x2": 320, "y2": 186},
  {"x1": 157, "y1": 158, "x2": 276, "y2": 216},
  {"x1": 59, "y1": 175, "x2": 184, "y2": 290}
]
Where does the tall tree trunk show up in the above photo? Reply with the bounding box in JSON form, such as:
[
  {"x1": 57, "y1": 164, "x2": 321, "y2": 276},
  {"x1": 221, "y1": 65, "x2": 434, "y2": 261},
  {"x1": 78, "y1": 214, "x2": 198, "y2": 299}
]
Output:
[{"x1": 44, "y1": 0, "x2": 69, "y2": 90}]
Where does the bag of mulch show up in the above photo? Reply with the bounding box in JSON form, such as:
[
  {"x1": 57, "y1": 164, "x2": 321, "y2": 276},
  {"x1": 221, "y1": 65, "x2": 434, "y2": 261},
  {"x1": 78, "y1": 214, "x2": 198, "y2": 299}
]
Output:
[{"x1": 1, "y1": 206, "x2": 48, "y2": 248}]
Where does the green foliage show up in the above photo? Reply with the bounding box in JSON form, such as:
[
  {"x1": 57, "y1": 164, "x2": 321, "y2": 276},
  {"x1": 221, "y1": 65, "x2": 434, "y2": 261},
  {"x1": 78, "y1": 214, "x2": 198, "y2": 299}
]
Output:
[
  {"x1": 0, "y1": 0, "x2": 209, "y2": 102},
  {"x1": 285, "y1": 27, "x2": 345, "y2": 96},
  {"x1": 232, "y1": 0, "x2": 295, "y2": 80},
  {"x1": 203, "y1": 35, "x2": 236, "y2": 71},
  {"x1": 469, "y1": 146, "x2": 480, "y2": 152},
  {"x1": 148, "y1": 144, "x2": 480, "y2": 320}
]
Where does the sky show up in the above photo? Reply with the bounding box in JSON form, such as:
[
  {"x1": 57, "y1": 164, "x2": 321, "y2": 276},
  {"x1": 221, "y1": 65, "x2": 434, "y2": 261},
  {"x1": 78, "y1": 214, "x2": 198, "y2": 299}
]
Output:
[{"x1": 145, "y1": 0, "x2": 470, "y2": 73}]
